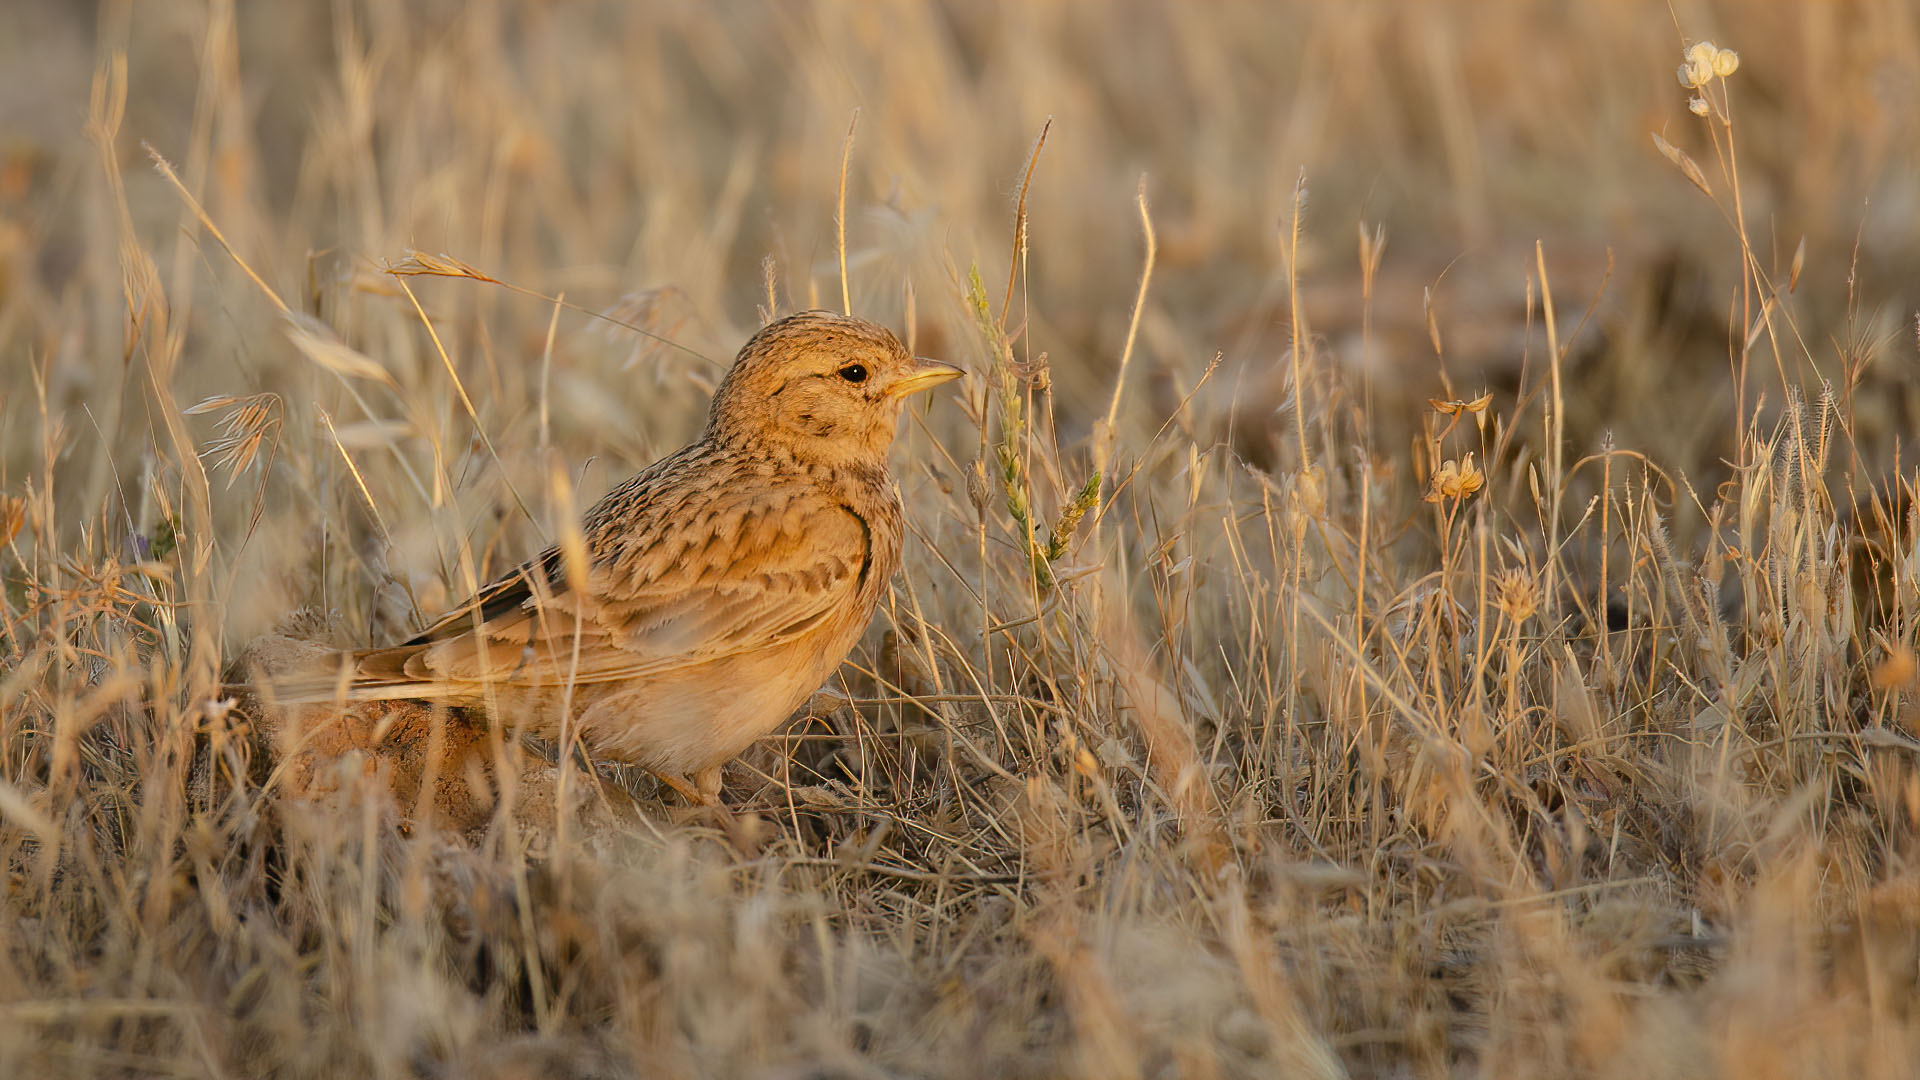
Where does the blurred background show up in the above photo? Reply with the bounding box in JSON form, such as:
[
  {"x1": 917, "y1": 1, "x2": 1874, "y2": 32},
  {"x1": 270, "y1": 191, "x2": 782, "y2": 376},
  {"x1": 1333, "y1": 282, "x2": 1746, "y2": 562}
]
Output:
[{"x1": 5, "y1": 1, "x2": 1916, "y2": 535}]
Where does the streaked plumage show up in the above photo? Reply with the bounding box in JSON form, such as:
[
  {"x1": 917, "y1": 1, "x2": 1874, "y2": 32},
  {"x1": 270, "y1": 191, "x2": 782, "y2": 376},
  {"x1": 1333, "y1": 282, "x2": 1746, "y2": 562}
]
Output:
[{"x1": 275, "y1": 311, "x2": 961, "y2": 804}]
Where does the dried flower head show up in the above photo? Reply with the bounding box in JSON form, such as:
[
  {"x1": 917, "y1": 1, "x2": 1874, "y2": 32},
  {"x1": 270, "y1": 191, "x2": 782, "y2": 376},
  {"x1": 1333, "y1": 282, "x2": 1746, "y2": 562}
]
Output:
[
  {"x1": 1678, "y1": 41, "x2": 1737, "y2": 89},
  {"x1": 1428, "y1": 392, "x2": 1494, "y2": 417},
  {"x1": 1492, "y1": 568, "x2": 1541, "y2": 623},
  {"x1": 966, "y1": 459, "x2": 991, "y2": 517},
  {"x1": 1424, "y1": 454, "x2": 1485, "y2": 503}
]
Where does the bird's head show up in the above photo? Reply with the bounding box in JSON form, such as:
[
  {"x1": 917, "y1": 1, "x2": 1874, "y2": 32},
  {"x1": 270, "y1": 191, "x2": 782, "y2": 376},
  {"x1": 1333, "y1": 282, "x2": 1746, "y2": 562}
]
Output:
[{"x1": 706, "y1": 311, "x2": 962, "y2": 467}]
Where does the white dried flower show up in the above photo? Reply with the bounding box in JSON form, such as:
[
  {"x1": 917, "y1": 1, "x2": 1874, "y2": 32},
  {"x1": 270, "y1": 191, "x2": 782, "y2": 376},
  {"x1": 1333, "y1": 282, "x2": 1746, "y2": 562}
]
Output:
[{"x1": 1684, "y1": 42, "x2": 1720, "y2": 88}]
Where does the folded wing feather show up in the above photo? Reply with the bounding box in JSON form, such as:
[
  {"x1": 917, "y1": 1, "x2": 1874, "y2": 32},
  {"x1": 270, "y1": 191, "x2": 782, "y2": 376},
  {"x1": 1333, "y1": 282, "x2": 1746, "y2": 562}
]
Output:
[{"x1": 361, "y1": 491, "x2": 869, "y2": 690}]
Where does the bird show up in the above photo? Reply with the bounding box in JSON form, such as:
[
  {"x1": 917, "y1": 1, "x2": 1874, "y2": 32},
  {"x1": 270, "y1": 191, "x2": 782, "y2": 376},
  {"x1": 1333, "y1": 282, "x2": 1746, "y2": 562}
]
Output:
[{"x1": 273, "y1": 310, "x2": 962, "y2": 805}]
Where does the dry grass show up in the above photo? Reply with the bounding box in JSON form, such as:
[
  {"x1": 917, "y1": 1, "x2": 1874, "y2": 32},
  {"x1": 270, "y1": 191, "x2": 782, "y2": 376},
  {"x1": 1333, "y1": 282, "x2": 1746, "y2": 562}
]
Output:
[{"x1": 3, "y1": 2, "x2": 1920, "y2": 1076}]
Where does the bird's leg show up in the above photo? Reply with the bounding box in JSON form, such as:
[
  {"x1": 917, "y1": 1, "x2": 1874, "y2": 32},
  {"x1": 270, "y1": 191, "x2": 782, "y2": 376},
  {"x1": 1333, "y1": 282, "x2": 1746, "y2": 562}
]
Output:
[
  {"x1": 657, "y1": 767, "x2": 750, "y2": 842},
  {"x1": 693, "y1": 766, "x2": 725, "y2": 806},
  {"x1": 653, "y1": 768, "x2": 728, "y2": 807}
]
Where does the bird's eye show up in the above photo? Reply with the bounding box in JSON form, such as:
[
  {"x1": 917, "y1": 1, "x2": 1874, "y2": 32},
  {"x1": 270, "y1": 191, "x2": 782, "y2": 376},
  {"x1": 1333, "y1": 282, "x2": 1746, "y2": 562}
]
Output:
[{"x1": 837, "y1": 364, "x2": 868, "y2": 384}]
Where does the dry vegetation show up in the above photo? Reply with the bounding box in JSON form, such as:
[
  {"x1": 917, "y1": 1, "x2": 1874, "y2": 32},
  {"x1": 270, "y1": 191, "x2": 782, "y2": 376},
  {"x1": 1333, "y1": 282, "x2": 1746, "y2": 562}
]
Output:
[{"x1": 4, "y1": 1, "x2": 1920, "y2": 1076}]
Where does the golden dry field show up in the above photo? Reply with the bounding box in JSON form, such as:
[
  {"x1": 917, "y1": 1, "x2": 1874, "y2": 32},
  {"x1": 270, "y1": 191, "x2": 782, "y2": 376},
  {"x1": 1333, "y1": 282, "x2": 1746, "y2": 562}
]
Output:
[{"x1": 3, "y1": 1, "x2": 1919, "y2": 1076}]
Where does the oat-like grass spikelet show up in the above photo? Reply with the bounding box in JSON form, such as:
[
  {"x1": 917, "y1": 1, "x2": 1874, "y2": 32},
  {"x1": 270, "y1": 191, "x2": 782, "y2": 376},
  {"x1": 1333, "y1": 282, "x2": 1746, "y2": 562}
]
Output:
[{"x1": 183, "y1": 392, "x2": 282, "y2": 488}]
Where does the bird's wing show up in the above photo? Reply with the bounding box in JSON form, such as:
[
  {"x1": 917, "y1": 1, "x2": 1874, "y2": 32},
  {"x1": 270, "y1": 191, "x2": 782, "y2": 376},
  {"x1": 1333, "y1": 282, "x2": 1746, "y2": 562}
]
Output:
[
  {"x1": 403, "y1": 544, "x2": 568, "y2": 646},
  {"x1": 396, "y1": 486, "x2": 874, "y2": 687}
]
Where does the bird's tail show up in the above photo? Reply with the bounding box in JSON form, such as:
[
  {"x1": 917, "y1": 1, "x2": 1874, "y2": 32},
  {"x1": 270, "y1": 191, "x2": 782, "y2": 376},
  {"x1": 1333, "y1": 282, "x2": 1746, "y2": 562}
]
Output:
[{"x1": 259, "y1": 644, "x2": 468, "y2": 706}]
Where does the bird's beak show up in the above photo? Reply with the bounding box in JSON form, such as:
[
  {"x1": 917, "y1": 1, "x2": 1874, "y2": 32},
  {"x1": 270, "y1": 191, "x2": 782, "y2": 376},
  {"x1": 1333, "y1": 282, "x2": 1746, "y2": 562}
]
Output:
[{"x1": 889, "y1": 357, "x2": 965, "y2": 397}]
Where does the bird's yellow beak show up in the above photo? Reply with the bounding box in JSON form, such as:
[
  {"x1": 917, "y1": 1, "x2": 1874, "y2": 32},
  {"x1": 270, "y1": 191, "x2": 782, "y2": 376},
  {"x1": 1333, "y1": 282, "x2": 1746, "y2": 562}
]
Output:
[{"x1": 889, "y1": 357, "x2": 965, "y2": 397}]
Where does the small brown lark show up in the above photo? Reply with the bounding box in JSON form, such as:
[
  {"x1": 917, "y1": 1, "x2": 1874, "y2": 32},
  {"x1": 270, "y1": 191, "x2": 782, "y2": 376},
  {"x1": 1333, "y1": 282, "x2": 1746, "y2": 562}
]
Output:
[{"x1": 281, "y1": 310, "x2": 961, "y2": 805}]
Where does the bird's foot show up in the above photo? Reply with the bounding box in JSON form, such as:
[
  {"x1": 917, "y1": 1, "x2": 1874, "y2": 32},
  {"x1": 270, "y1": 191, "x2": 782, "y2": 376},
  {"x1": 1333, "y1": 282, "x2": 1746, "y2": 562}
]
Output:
[
  {"x1": 652, "y1": 769, "x2": 719, "y2": 807},
  {"x1": 655, "y1": 768, "x2": 767, "y2": 851}
]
